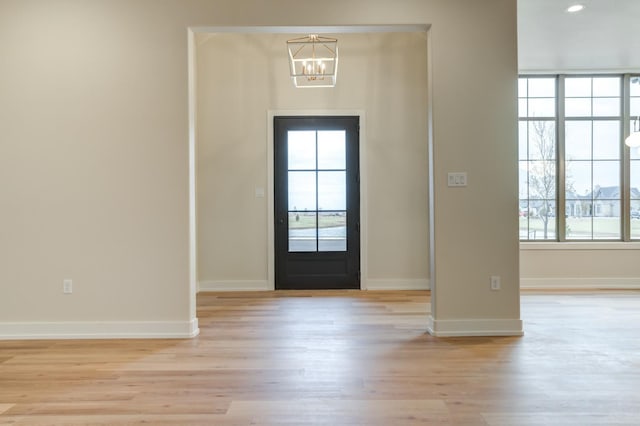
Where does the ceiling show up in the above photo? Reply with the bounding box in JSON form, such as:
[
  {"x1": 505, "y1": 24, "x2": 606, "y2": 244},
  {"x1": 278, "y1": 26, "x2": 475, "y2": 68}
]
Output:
[{"x1": 518, "y1": 0, "x2": 640, "y2": 72}]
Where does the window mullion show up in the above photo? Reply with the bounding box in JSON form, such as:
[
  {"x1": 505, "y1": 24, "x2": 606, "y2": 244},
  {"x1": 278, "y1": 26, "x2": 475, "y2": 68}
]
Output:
[
  {"x1": 623, "y1": 74, "x2": 631, "y2": 241},
  {"x1": 557, "y1": 75, "x2": 567, "y2": 241}
]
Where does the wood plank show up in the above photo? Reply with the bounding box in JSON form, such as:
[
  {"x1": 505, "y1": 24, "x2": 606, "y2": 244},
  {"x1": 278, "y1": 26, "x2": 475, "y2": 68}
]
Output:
[
  {"x1": 0, "y1": 404, "x2": 14, "y2": 415},
  {"x1": 0, "y1": 290, "x2": 639, "y2": 425},
  {"x1": 225, "y1": 399, "x2": 449, "y2": 423}
]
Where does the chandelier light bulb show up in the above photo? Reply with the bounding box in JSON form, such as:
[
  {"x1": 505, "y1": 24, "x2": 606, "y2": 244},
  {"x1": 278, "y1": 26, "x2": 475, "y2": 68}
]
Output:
[
  {"x1": 567, "y1": 4, "x2": 584, "y2": 13},
  {"x1": 625, "y1": 132, "x2": 640, "y2": 148}
]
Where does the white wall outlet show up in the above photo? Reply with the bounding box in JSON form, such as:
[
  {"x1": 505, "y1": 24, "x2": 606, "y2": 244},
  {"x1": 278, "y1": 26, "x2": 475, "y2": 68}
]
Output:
[
  {"x1": 490, "y1": 275, "x2": 501, "y2": 291},
  {"x1": 447, "y1": 172, "x2": 468, "y2": 187},
  {"x1": 63, "y1": 279, "x2": 73, "y2": 294}
]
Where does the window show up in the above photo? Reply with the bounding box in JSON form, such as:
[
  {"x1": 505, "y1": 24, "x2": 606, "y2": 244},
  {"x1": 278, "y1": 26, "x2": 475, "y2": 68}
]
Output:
[
  {"x1": 631, "y1": 78, "x2": 640, "y2": 239},
  {"x1": 565, "y1": 76, "x2": 621, "y2": 240},
  {"x1": 518, "y1": 74, "x2": 640, "y2": 242},
  {"x1": 519, "y1": 77, "x2": 557, "y2": 240}
]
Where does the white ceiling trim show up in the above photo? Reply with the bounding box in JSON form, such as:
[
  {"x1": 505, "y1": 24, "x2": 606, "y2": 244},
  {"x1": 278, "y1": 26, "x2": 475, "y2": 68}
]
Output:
[{"x1": 189, "y1": 25, "x2": 430, "y2": 35}]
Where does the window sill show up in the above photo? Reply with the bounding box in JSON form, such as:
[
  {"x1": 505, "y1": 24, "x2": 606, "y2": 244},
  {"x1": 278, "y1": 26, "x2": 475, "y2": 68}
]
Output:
[{"x1": 520, "y1": 242, "x2": 640, "y2": 250}]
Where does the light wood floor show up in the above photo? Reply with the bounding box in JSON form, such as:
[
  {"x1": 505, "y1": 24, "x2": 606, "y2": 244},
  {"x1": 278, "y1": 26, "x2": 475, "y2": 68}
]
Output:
[{"x1": 1, "y1": 290, "x2": 640, "y2": 425}]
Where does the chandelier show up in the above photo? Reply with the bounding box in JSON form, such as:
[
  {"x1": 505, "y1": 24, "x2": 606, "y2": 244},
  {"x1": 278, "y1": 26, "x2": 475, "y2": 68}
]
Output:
[
  {"x1": 627, "y1": 78, "x2": 640, "y2": 148},
  {"x1": 287, "y1": 34, "x2": 338, "y2": 88}
]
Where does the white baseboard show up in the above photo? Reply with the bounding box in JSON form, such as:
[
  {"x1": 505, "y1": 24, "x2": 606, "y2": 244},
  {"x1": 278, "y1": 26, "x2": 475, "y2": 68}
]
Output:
[
  {"x1": 198, "y1": 279, "x2": 429, "y2": 291},
  {"x1": 521, "y1": 277, "x2": 640, "y2": 290},
  {"x1": 427, "y1": 315, "x2": 523, "y2": 337},
  {"x1": 198, "y1": 280, "x2": 271, "y2": 292},
  {"x1": 0, "y1": 318, "x2": 199, "y2": 340},
  {"x1": 364, "y1": 279, "x2": 430, "y2": 290}
]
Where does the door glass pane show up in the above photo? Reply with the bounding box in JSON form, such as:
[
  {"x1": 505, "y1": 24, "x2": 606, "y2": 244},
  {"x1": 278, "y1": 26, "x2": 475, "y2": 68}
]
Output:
[
  {"x1": 318, "y1": 131, "x2": 345, "y2": 169},
  {"x1": 288, "y1": 131, "x2": 316, "y2": 170},
  {"x1": 288, "y1": 171, "x2": 316, "y2": 211},
  {"x1": 318, "y1": 212, "x2": 346, "y2": 252},
  {"x1": 318, "y1": 171, "x2": 346, "y2": 211},
  {"x1": 289, "y1": 212, "x2": 316, "y2": 252}
]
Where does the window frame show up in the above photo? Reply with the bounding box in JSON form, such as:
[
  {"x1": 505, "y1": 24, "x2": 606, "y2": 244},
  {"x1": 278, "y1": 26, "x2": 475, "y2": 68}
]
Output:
[{"x1": 518, "y1": 73, "x2": 640, "y2": 242}]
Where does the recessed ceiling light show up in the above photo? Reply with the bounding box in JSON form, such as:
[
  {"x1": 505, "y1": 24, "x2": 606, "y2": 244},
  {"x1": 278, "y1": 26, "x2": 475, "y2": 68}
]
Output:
[{"x1": 567, "y1": 4, "x2": 585, "y2": 13}]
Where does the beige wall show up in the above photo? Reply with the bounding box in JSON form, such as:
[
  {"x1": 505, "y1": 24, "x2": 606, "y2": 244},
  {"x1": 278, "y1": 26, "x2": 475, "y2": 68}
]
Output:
[
  {"x1": 196, "y1": 32, "x2": 429, "y2": 288},
  {"x1": 428, "y1": 1, "x2": 520, "y2": 328},
  {"x1": 0, "y1": 0, "x2": 520, "y2": 338},
  {"x1": 0, "y1": 1, "x2": 191, "y2": 326},
  {"x1": 521, "y1": 244, "x2": 640, "y2": 288}
]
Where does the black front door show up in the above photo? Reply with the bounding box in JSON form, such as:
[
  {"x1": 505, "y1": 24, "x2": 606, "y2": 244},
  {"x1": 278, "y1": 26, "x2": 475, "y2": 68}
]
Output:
[{"x1": 274, "y1": 116, "x2": 360, "y2": 290}]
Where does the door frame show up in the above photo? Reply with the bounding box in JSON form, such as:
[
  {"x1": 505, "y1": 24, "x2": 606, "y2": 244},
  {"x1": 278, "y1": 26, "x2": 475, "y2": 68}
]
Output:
[{"x1": 267, "y1": 110, "x2": 368, "y2": 290}]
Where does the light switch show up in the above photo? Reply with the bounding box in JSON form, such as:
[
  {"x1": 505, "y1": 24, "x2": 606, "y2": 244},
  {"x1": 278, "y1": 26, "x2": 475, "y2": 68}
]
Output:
[
  {"x1": 447, "y1": 172, "x2": 467, "y2": 187},
  {"x1": 255, "y1": 187, "x2": 265, "y2": 198}
]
